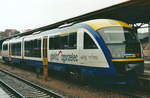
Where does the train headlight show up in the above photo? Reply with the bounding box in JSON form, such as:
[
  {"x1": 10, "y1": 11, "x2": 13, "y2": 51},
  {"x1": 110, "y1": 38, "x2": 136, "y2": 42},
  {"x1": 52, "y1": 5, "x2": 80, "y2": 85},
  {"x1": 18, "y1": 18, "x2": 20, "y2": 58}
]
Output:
[{"x1": 125, "y1": 64, "x2": 137, "y2": 71}]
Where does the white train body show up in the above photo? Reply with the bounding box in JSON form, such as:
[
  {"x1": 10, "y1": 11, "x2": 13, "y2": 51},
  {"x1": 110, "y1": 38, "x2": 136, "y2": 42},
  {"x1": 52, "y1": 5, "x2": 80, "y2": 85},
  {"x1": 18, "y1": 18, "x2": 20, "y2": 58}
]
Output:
[{"x1": 2, "y1": 19, "x2": 144, "y2": 83}]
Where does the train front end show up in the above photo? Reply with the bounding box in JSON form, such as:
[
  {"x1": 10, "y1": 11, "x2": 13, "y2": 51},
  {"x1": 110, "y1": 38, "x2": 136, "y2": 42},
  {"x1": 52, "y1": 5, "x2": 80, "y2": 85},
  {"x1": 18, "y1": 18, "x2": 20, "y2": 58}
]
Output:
[
  {"x1": 97, "y1": 26, "x2": 144, "y2": 76},
  {"x1": 86, "y1": 19, "x2": 144, "y2": 84}
]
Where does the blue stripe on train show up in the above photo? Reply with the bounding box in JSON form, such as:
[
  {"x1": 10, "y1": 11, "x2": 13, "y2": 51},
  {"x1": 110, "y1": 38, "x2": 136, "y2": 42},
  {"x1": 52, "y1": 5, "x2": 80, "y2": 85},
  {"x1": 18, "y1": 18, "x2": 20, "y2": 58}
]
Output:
[
  {"x1": 48, "y1": 62, "x2": 112, "y2": 76},
  {"x1": 80, "y1": 24, "x2": 116, "y2": 75},
  {"x1": 9, "y1": 57, "x2": 134, "y2": 84},
  {"x1": 10, "y1": 58, "x2": 114, "y2": 77},
  {"x1": 9, "y1": 58, "x2": 42, "y2": 67},
  {"x1": 11, "y1": 57, "x2": 22, "y2": 63},
  {"x1": 23, "y1": 59, "x2": 42, "y2": 68}
]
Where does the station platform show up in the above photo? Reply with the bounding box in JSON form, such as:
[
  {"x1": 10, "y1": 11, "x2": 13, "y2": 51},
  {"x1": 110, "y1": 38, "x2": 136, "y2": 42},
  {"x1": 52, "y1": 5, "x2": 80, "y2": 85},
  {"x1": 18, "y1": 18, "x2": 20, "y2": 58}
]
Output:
[
  {"x1": 0, "y1": 88, "x2": 10, "y2": 98},
  {"x1": 144, "y1": 60, "x2": 150, "y2": 73}
]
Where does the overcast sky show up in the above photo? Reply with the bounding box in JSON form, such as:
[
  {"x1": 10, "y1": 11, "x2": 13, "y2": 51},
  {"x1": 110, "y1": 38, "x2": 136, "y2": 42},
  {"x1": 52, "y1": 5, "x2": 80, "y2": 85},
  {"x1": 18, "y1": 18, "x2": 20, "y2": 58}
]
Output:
[{"x1": 0, "y1": 0, "x2": 128, "y2": 32}]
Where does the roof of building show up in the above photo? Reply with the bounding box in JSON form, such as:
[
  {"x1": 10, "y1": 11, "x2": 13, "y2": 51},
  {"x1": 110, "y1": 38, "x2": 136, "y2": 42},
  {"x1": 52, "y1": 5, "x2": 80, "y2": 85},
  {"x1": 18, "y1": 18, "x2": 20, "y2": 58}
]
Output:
[{"x1": 2, "y1": 0, "x2": 150, "y2": 40}]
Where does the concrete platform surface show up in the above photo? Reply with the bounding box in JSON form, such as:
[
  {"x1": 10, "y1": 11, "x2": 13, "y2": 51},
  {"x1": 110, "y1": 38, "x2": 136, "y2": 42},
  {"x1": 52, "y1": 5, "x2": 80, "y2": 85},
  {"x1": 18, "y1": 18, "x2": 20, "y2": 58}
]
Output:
[
  {"x1": 144, "y1": 60, "x2": 150, "y2": 71},
  {"x1": 0, "y1": 88, "x2": 10, "y2": 98}
]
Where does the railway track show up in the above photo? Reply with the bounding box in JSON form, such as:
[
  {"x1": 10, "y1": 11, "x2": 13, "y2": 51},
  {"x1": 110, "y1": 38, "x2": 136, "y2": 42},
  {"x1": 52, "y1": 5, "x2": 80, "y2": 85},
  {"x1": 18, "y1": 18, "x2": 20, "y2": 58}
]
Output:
[
  {"x1": 0, "y1": 79, "x2": 24, "y2": 98},
  {"x1": 107, "y1": 73, "x2": 150, "y2": 98},
  {"x1": 117, "y1": 88, "x2": 148, "y2": 98},
  {"x1": 0, "y1": 63, "x2": 149, "y2": 98},
  {"x1": 0, "y1": 69, "x2": 64, "y2": 98}
]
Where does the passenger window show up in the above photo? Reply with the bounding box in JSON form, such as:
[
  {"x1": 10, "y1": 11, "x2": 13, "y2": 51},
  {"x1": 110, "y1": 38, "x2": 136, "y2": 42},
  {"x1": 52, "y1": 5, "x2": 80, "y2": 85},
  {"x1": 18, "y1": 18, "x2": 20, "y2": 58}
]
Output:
[
  {"x1": 49, "y1": 36, "x2": 61, "y2": 49},
  {"x1": 61, "y1": 35, "x2": 68, "y2": 49},
  {"x1": 32, "y1": 39, "x2": 41, "y2": 57},
  {"x1": 49, "y1": 32, "x2": 77, "y2": 50},
  {"x1": 25, "y1": 41, "x2": 30, "y2": 57},
  {"x1": 11, "y1": 42, "x2": 21, "y2": 56},
  {"x1": 3, "y1": 44, "x2": 8, "y2": 50},
  {"x1": 54, "y1": 36, "x2": 61, "y2": 49},
  {"x1": 49, "y1": 37, "x2": 54, "y2": 49},
  {"x1": 24, "y1": 39, "x2": 41, "y2": 57},
  {"x1": 84, "y1": 33, "x2": 98, "y2": 49},
  {"x1": 68, "y1": 32, "x2": 77, "y2": 49}
]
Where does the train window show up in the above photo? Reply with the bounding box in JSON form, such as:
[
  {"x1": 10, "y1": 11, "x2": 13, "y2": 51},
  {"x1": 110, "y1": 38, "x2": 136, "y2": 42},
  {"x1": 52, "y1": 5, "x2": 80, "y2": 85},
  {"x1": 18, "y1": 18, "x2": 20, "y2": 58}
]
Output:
[
  {"x1": 60, "y1": 35, "x2": 68, "y2": 49},
  {"x1": 3, "y1": 44, "x2": 8, "y2": 50},
  {"x1": 49, "y1": 36, "x2": 61, "y2": 49},
  {"x1": 32, "y1": 39, "x2": 41, "y2": 57},
  {"x1": 11, "y1": 42, "x2": 21, "y2": 56},
  {"x1": 49, "y1": 32, "x2": 77, "y2": 50},
  {"x1": 84, "y1": 33, "x2": 98, "y2": 49},
  {"x1": 25, "y1": 41, "x2": 30, "y2": 57},
  {"x1": 49, "y1": 37, "x2": 54, "y2": 49},
  {"x1": 55, "y1": 36, "x2": 61, "y2": 49},
  {"x1": 24, "y1": 39, "x2": 41, "y2": 58},
  {"x1": 68, "y1": 32, "x2": 77, "y2": 49}
]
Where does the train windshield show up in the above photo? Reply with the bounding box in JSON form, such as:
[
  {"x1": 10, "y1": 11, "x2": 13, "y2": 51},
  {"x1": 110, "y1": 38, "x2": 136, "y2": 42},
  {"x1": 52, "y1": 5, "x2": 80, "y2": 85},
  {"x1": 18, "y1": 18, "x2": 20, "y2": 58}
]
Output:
[
  {"x1": 97, "y1": 27, "x2": 138, "y2": 44},
  {"x1": 97, "y1": 27, "x2": 141, "y2": 58}
]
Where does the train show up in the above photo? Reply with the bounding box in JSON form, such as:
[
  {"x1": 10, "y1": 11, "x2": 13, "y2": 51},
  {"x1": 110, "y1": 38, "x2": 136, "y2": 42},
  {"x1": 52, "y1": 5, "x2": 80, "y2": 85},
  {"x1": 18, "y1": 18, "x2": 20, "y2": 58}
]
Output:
[{"x1": 2, "y1": 19, "x2": 144, "y2": 84}]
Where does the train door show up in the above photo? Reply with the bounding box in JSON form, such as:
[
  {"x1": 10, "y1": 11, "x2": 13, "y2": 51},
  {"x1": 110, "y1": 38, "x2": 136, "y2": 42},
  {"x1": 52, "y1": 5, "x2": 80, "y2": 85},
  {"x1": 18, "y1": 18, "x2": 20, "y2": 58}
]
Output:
[
  {"x1": 22, "y1": 38, "x2": 24, "y2": 60},
  {"x1": 8, "y1": 43, "x2": 11, "y2": 62},
  {"x1": 42, "y1": 36, "x2": 48, "y2": 81}
]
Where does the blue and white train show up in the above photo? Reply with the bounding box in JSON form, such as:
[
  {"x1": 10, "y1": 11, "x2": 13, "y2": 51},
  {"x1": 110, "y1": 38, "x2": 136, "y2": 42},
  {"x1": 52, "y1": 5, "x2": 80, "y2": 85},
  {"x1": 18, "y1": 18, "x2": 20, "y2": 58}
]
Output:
[{"x1": 2, "y1": 19, "x2": 144, "y2": 83}]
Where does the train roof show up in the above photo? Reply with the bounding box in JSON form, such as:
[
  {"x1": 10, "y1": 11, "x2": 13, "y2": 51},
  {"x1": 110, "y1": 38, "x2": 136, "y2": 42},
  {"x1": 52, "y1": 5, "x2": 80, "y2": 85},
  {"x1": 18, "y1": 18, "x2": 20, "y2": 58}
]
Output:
[
  {"x1": 2, "y1": 39, "x2": 9, "y2": 44},
  {"x1": 83, "y1": 19, "x2": 132, "y2": 30},
  {"x1": 8, "y1": 37, "x2": 23, "y2": 44},
  {"x1": 23, "y1": 32, "x2": 42, "y2": 41},
  {"x1": 2, "y1": 36, "x2": 22, "y2": 44},
  {"x1": 3, "y1": 19, "x2": 131, "y2": 42},
  {"x1": 41, "y1": 19, "x2": 131, "y2": 35}
]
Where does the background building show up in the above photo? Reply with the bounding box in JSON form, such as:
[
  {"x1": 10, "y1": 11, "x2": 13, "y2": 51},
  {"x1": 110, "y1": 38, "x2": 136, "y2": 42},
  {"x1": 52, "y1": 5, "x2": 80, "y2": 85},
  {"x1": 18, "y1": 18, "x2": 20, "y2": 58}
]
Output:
[
  {"x1": 0, "y1": 29, "x2": 20, "y2": 40},
  {"x1": 0, "y1": 29, "x2": 20, "y2": 57}
]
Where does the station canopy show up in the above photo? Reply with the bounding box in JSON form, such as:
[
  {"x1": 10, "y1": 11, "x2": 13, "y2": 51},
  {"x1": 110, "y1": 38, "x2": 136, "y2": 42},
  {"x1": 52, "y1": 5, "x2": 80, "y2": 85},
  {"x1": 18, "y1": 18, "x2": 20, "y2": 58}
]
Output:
[{"x1": 5, "y1": 0, "x2": 150, "y2": 38}]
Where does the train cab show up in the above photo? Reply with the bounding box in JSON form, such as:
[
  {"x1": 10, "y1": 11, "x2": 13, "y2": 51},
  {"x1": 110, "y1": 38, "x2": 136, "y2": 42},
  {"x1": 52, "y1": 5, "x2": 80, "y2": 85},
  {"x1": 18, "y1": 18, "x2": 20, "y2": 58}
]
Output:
[{"x1": 84, "y1": 19, "x2": 144, "y2": 77}]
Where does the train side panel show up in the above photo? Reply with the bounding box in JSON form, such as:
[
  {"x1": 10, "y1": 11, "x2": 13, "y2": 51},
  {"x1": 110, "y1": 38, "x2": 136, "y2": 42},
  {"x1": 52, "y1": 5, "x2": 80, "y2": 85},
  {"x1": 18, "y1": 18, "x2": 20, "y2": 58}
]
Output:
[{"x1": 47, "y1": 27, "x2": 116, "y2": 79}]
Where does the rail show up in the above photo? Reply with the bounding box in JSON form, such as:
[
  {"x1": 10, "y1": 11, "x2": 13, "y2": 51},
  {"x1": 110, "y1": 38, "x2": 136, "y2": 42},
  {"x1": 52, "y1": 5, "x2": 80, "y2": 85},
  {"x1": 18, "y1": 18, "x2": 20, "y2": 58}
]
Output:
[
  {"x1": 0, "y1": 79, "x2": 24, "y2": 98},
  {"x1": 0, "y1": 69, "x2": 64, "y2": 98}
]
